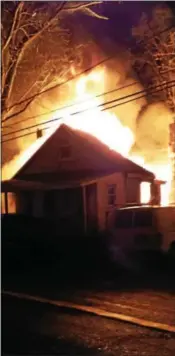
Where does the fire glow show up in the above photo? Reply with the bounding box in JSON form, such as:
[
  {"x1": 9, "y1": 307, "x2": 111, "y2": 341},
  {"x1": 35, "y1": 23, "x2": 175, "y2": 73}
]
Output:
[{"x1": 2, "y1": 68, "x2": 172, "y2": 206}]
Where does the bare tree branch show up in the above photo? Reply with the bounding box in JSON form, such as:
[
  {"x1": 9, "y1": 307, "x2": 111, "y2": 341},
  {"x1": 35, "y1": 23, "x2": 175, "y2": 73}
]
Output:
[
  {"x1": 62, "y1": 1, "x2": 108, "y2": 20},
  {"x1": 1, "y1": 1, "x2": 107, "y2": 124},
  {"x1": 2, "y1": 98, "x2": 34, "y2": 124},
  {"x1": 131, "y1": 5, "x2": 175, "y2": 111},
  {"x1": 2, "y1": 2, "x2": 24, "y2": 55}
]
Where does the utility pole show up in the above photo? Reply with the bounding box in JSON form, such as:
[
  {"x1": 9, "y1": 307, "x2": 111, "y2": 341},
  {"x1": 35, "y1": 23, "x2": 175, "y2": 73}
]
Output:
[
  {"x1": 36, "y1": 128, "x2": 43, "y2": 139},
  {"x1": 169, "y1": 122, "x2": 175, "y2": 205}
]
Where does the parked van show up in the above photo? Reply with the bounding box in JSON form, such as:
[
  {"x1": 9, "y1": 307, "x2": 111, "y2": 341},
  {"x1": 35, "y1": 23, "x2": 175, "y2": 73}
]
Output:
[{"x1": 107, "y1": 206, "x2": 175, "y2": 256}]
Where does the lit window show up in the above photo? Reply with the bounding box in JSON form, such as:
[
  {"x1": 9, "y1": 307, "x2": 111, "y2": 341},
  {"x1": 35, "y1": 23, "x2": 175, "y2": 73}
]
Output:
[
  {"x1": 8, "y1": 192, "x2": 17, "y2": 213},
  {"x1": 1, "y1": 192, "x2": 17, "y2": 213},
  {"x1": 59, "y1": 145, "x2": 71, "y2": 159},
  {"x1": 108, "y1": 184, "x2": 116, "y2": 206},
  {"x1": 140, "y1": 182, "x2": 151, "y2": 204},
  {"x1": 1, "y1": 193, "x2": 6, "y2": 213}
]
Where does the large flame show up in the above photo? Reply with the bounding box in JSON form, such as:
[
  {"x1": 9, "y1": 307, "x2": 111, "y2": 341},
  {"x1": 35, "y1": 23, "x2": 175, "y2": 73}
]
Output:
[
  {"x1": 2, "y1": 67, "x2": 172, "y2": 206},
  {"x1": 52, "y1": 68, "x2": 134, "y2": 156},
  {"x1": 131, "y1": 156, "x2": 172, "y2": 206}
]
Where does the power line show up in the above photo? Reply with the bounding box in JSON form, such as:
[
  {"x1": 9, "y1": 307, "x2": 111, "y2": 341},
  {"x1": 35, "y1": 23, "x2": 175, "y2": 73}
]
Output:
[
  {"x1": 2, "y1": 80, "x2": 140, "y2": 129},
  {"x1": 2, "y1": 80, "x2": 174, "y2": 138},
  {"x1": 2, "y1": 80, "x2": 175, "y2": 139},
  {"x1": 2, "y1": 55, "x2": 114, "y2": 116},
  {"x1": 2, "y1": 82, "x2": 175, "y2": 144},
  {"x1": 2, "y1": 23, "x2": 174, "y2": 121},
  {"x1": 1, "y1": 126, "x2": 51, "y2": 144}
]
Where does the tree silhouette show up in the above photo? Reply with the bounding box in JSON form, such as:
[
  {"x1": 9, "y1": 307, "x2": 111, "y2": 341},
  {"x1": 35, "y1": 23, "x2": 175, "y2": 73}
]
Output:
[{"x1": 1, "y1": 1, "x2": 107, "y2": 124}]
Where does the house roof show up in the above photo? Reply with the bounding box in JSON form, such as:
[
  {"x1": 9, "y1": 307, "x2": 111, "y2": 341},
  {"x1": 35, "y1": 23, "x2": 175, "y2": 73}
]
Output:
[{"x1": 14, "y1": 124, "x2": 155, "y2": 181}]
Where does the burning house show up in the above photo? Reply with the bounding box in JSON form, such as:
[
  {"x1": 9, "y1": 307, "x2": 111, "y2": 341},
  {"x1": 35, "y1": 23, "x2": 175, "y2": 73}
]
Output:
[
  {"x1": 169, "y1": 122, "x2": 175, "y2": 205},
  {"x1": 2, "y1": 65, "x2": 172, "y2": 234},
  {"x1": 2, "y1": 124, "x2": 163, "y2": 235}
]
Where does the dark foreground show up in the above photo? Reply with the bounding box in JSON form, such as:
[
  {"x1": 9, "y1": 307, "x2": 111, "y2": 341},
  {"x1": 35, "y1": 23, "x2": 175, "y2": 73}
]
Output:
[
  {"x1": 2, "y1": 222, "x2": 175, "y2": 355},
  {"x1": 2, "y1": 295, "x2": 175, "y2": 356}
]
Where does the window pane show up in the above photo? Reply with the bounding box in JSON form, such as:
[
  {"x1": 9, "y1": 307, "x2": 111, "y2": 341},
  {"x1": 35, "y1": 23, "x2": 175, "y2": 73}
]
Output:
[
  {"x1": 1, "y1": 193, "x2": 6, "y2": 214},
  {"x1": 107, "y1": 184, "x2": 116, "y2": 206},
  {"x1": 115, "y1": 210, "x2": 133, "y2": 228},
  {"x1": 108, "y1": 184, "x2": 116, "y2": 195},
  {"x1": 108, "y1": 195, "x2": 116, "y2": 206},
  {"x1": 134, "y1": 210, "x2": 153, "y2": 227},
  {"x1": 8, "y1": 193, "x2": 16, "y2": 213}
]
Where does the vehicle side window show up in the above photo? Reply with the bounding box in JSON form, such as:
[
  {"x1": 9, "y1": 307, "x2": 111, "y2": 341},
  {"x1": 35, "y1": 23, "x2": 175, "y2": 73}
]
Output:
[
  {"x1": 134, "y1": 210, "x2": 153, "y2": 227},
  {"x1": 107, "y1": 184, "x2": 116, "y2": 207},
  {"x1": 115, "y1": 210, "x2": 133, "y2": 228}
]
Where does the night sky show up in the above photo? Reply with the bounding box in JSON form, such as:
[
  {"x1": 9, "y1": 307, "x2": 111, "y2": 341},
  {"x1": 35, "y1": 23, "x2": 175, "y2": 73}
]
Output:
[{"x1": 74, "y1": 1, "x2": 174, "y2": 53}]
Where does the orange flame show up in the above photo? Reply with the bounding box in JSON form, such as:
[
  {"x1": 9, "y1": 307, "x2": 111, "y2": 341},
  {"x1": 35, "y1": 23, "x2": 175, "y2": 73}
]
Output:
[{"x1": 2, "y1": 68, "x2": 172, "y2": 206}]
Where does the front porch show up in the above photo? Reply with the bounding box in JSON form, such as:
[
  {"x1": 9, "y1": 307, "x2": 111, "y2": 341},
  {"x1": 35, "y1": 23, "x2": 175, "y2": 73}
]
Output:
[{"x1": 1, "y1": 178, "x2": 99, "y2": 235}]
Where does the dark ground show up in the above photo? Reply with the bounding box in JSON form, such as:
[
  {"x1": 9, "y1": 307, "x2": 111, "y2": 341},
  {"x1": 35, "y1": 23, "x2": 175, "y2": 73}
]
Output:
[
  {"x1": 2, "y1": 253, "x2": 175, "y2": 356},
  {"x1": 2, "y1": 220, "x2": 175, "y2": 355},
  {"x1": 2, "y1": 295, "x2": 175, "y2": 356}
]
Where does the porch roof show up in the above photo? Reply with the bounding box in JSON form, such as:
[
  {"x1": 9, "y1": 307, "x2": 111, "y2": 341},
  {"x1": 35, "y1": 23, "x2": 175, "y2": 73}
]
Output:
[{"x1": 1, "y1": 174, "x2": 104, "y2": 192}]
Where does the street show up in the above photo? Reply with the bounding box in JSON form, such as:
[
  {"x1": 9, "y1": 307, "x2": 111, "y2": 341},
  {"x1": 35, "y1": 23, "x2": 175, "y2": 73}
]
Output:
[{"x1": 2, "y1": 294, "x2": 175, "y2": 356}]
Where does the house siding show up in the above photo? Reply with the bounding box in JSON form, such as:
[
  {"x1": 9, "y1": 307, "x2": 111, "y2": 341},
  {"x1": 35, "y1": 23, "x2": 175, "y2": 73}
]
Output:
[
  {"x1": 17, "y1": 126, "x2": 112, "y2": 178},
  {"x1": 15, "y1": 125, "x2": 155, "y2": 183},
  {"x1": 85, "y1": 183, "x2": 98, "y2": 234},
  {"x1": 33, "y1": 191, "x2": 44, "y2": 218},
  {"x1": 12, "y1": 187, "x2": 85, "y2": 236},
  {"x1": 42, "y1": 188, "x2": 84, "y2": 235},
  {"x1": 126, "y1": 176, "x2": 140, "y2": 204},
  {"x1": 3, "y1": 125, "x2": 157, "y2": 236},
  {"x1": 97, "y1": 173, "x2": 126, "y2": 231}
]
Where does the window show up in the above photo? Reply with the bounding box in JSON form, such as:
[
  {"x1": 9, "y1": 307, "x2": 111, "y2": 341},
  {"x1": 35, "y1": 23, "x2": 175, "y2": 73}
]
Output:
[
  {"x1": 7, "y1": 192, "x2": 16, "y2": 213},
  {"x1": 59, "y1": 145, "x2": 71, "y2": 159},
  {"x1": 107, "y1": 184, "x2": 116, "y2": 206},
  {"x1": 1, "y1": 193, "x2": 6, "y2": 213},
  {"x1": 1, "y1": 192, "x2": 17, "y2": 214}
]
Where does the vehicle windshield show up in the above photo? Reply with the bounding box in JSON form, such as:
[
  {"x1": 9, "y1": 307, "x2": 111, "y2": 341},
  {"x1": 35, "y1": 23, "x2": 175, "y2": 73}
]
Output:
[
  {"x1": 115, "y1": 210, "x2": 133, "y2": 228},
  {"x1": 134, "y1": 209, "x2": 153, "y2": 227}
]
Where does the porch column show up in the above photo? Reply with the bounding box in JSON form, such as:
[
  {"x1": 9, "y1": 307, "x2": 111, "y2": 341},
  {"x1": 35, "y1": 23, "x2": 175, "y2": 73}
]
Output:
[
  {"x1": 4, "y1": 192, "x2": 8, "y2": 214},
  {"x1": 151, "y1": 182, "x2": 161, "y2": 205},
  {"x1": 82, "y1": 186, "x2": 87, "y2": 234},
  {"x1": 33, "y1": 191, "x2": 44, "y2": 217}
]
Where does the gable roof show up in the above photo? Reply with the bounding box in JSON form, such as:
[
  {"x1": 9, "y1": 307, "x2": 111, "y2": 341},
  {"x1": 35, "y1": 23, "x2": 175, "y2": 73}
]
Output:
[{"x1": 14, "y1": 124, "x2": 155, "y2": 181}]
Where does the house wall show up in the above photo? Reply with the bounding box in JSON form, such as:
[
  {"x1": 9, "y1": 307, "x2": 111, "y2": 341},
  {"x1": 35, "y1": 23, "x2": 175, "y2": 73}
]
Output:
[
  {"x1": 17, "y1": 126, "x2": 118, "y2": 178},
  {"x1": 1, "y1": 192, "x2": 17, "y2": 214},
  {"x1": 126, "y1": 176, "x2": 140, "y2": 204},
  {"x1": 32, "y1": 191, "x2": 44, "y2": 218},
  {"x1": 96, "y1": 173, "x2": 150, "y2": 231},
  {"x1": 46, "y1": 188, "x2": 84, "y2": 235},
  {"x1": 14, "y1": 187, "x2": 84, "y2": 236},
  {"x1": 96, "y1": 173, "x2": 126, "y2": 231},
  {"x1": 85, "y1": 183, "x2": 98, "y2": 234}
]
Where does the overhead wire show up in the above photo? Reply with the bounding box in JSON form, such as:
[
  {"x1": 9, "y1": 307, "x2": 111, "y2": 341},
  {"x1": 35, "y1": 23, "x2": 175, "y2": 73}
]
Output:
[
  {"x1": 2, "y1": 79, "x2": 175, "y2": 138},
  {"x1": 2, "y1": 80, "x2": 175, "y2": 144},
  {"x1": 2, "y1": 80, "x2": 140, "y2": 129},
  {"x1": 2, "y1": 80, "x2": 174, "y2": 139},
  {"x1": 2, "y1": 23, "x2": 174, "y2": 121},
  {"x1": 2, "y1": 55, "x2": 114, "y2": 116}
]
